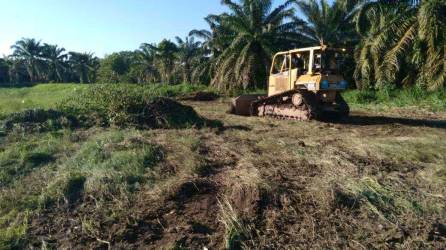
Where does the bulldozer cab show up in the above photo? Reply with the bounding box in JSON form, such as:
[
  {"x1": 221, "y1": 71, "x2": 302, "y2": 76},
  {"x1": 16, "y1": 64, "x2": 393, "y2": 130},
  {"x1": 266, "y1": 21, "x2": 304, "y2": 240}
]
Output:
[{"x1": 268, "y1": 46, "x2": 348, "y2": 96}]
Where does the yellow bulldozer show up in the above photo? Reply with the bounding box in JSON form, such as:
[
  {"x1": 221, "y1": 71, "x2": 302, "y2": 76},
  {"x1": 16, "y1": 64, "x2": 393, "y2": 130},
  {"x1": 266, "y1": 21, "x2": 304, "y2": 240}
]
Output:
[{"x1": 230, "y1": 45, "x2": 350, "y2": 120}]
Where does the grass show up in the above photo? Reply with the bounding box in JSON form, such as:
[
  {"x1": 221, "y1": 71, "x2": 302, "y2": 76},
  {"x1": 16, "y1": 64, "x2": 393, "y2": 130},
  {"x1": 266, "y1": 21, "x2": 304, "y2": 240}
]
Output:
[
  {"x1": 0, "y1": 83, "x2": 214, "y2": 117},
  {"x1": 1, "y1": 83, "x2": 444, "y2": 116},
  {"x1": 218, "y1": 198, "x2": 253, "y2": 250},
  {"x1": 0, "y1": 129, "x2": 167, "y2": 248},
  {"x1": 0, "y1": 84, "x2": 89, "y2": 116},
  {"x1": 343, "y1": 86, "x2": 446, "y2": 112},
  {"x1": 0, "y1": 83, "x2": 445, "y2": 248}
]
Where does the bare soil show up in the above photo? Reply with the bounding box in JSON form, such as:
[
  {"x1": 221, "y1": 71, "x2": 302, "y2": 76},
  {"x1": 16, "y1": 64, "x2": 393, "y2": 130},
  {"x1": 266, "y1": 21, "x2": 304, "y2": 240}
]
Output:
[{"x1": 26, "y1": 100, "x2": 446, "y2": 249}]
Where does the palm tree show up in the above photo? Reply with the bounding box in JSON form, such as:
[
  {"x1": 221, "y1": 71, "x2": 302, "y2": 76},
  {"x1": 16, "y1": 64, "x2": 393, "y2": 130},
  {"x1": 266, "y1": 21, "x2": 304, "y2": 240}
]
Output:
[
  {"x1": 150, "y1": 40, "x2": 178, "y2": 84},
  {"x1": 190, "y1": 14, "x2": 231, "y2": 57},
  {"x1": 294, "y1": 0, "x2": 360, "y2": 46},
  {"x1": 133, "y1": 43, "x2": 159, "y2": 83},
  {"x1": 209, "y1": 0, "x2": 308, "y2": 90},
  {"x1": 175, "y1": 36, "x2": 202, "y2": 83},
  {"x1": 0, "y1": 58, "x2": 9, "y2": 84},
  {"x1": 68, "y1": 52, "x2": 99, "y2": 83},
  {"x1": 11, "y1": 38, "x2": 45, "y2": 82},
  {"x1": 5, "y1": 57, "x2": 28, "y2": 84},
  {"x1": 354, "y1": 0, "x2": 445, "y2": 90},
  {"x1": 42, "y1": 44, "x2": 67, "y2": 82}
]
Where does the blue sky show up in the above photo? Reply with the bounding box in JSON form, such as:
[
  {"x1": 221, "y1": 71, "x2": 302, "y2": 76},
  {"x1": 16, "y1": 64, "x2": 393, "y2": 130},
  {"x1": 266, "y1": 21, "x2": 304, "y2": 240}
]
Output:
[
  {"x1": 0, "y1": 0, "x2": 310, "y2": 57},
  {"x1": 0, "y1": 0, "x2": 229, "y2": 57}
]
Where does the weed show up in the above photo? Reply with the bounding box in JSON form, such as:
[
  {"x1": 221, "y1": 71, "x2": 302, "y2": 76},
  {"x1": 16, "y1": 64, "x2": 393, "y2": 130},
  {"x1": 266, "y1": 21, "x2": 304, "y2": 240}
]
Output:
[{"x1": 218, "y1": 198, "x2": 252, "y2": 250}]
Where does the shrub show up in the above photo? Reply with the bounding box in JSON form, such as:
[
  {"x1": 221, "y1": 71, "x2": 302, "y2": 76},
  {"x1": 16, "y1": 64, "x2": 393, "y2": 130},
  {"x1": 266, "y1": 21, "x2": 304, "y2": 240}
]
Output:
[
  {"x1": 343, "y1": 90, "x2": 377, "y2": 104},
  {"x1": 60, "y1": 84, "x2": 213, "y2": 129}
]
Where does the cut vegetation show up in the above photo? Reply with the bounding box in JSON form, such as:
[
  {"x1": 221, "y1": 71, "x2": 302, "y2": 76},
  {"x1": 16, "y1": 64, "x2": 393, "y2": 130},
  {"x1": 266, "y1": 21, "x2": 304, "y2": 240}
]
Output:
[{"x1": 0, "y1": 84, "x2": 445, "y2": 249}]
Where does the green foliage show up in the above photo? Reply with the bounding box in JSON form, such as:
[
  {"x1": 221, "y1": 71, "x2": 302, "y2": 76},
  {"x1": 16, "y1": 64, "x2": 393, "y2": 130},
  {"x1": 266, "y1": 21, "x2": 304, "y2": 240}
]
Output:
[
  {"x1": 2, "y1": 0, "x2": 444, "y2": 93},
  {"x1": 343, "y1": 86, "x2": 446, "y2": 111},
  {"x1": 354, "y1": 0, "x2": 446, "y2": 90},
  {"x1": 0, "y1": 210, "x2": 28, "y2": 250},
  {"x1": 60, "y1": 84, "x2": 213, "y2": 128},
  {"x1": 210, "y1": 0, "x2": 308, "y2": 90},
  {"x1": 295, "y1": 0, "x2": 359, "y2": 46},
  {"x1": 219, "y1": 199, "x2": 252, "y2": 249},
  {"x1": 153, "y1": 39, "x2": 179, "y2": 84},
  {"x1": 0, "y1": 133, "x2": 62, "y2": 187},
  {"x1": 68, "y1": 52, "x2": 100, "y2": 83},
  {"x1": 5, "y1": 38, "x2": 100, "y2": 84},
  {"x1": 0, "y1": 129, "x2": 167, "y2": 242},
  {"x1": 0, "y1": 84, "x2": 89, "y2": 115},
  {"x1": 11, "y1": 38, "x2": 44, "y2": 83},
  {"x1": 0, "y1": 83, "x2": 214, "y2": 116},
  {"x1": 97, "y1": 52, "x2": 134, "y2": 83},
  {"x1": 41, "y1": 44, "x2": 67, "y2": 82}
]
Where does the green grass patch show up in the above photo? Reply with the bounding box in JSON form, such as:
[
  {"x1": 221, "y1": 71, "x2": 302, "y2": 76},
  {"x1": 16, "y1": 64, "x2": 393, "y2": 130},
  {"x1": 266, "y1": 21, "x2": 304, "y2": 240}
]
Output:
[
  {"x1": 343, "y1": 86, "x2": 446, "y2": 111},
  {"x1": 0, "y1": 84, "x2": 90, "y2": 116},
  {"x1": 0, "y1": 133, "x2": 65, "y2": 187},
  {"x1": 0, "y1": 83, "x2": 220, "y2": 132},
  {"x1": 0, "y1": 83, "x2": 214, "y2": 117},
  {"x1": 41, "y1": 130, "x2": 165, "y2": 206},
  {"x1": 0, "y1": 209, "x2": 28, "y2": 250},
  {"x1": 0, "y1": 129, "x2": 167, "y2": 247}
]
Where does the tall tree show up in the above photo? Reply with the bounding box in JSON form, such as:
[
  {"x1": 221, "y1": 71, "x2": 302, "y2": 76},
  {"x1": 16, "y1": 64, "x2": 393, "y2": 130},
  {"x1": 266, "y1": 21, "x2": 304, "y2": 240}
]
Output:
[
  {"x1": 11, "y1": 38, "x2": 44, "y2": 82},
  {"x1": 175, "y1": 36, "x2": 202, "y2": 83},
  {"x1": 0, "y1": 58, "x2": 9, "y2": 84},
  {"x1": 132, "y1": 43, "x2": 160, "y2": 84},
  {"x1": 68, "y1": 52, "x2": 99, "y2": 83},
  {"x1": 294, "y1": 0, "x2": 360, "y2": 46},
  {"x1": 355, "y1": 0, "x2": 446, "y2": 90},
  {"x1": 41, "y1": 44, "x2": 67, "y2": 82},
  {"x1": 5, "y1": 57, "x2": 28, "y2": 84},
  {"x1": 150, "y1": 40, "x2": 178, "y2": 84},
  {"x1": 98, "y1": 51, "x2": 134, "y2": 83},
  {"x1": 189, "y1": 15, "x2": 231, "y2": 85},
  {"x1": 209, "y1": 0, "x2": 308, "y2": 90}
]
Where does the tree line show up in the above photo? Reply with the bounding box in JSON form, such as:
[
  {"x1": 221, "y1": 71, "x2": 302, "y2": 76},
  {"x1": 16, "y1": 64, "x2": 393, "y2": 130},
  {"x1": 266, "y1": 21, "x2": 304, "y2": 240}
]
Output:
[{"x1": 0, "y1": 0, "x2": 444, "y2": 90}]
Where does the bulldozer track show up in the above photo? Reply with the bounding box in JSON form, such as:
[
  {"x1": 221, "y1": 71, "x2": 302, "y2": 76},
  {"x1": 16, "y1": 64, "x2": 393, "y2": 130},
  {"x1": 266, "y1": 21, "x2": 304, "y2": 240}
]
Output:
[{"x1": 252, "y1": 90, "x2": 321, "y2": 121}]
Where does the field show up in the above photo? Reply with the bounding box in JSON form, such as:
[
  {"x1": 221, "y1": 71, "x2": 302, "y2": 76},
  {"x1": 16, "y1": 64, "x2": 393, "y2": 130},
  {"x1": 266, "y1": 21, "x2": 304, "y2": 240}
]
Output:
[{"x1": 1, "y1": 84, "x2": 445, "y2": 249}]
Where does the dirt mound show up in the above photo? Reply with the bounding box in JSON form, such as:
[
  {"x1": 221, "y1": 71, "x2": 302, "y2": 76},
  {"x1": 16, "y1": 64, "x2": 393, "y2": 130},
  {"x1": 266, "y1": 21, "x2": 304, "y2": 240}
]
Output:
[
  {"x1": 178, "y1": 91, "x2": 219, "y2": 101},
  {"x1": 1, "y1": 109, "x2": 77, "y2": 133},
  {"x1": 138, "y1": 97, "x2": 210, "y2": 129},
  {"x1": 61, "y1": 84, "x2": 221, "y2": 129}
]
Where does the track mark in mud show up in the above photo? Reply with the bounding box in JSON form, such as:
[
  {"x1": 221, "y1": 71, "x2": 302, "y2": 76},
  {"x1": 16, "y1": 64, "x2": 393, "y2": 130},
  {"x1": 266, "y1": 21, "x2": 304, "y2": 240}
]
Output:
[{"x1": 126, "y1": 135, "x2": 243, "y2": 249}]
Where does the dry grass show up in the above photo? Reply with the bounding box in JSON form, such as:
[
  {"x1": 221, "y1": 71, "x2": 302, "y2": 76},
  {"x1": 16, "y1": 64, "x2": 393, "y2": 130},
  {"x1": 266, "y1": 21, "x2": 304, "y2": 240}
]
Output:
[{"x1": 1, "y1": 97, "x2": 445, "y2": 249}]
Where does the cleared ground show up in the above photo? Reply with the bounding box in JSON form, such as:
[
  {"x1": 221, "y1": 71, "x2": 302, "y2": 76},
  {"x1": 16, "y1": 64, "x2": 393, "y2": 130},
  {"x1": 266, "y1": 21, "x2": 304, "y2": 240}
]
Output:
[{"x1": 1, "y1": 89, "x2": 445, "y2": 248}]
